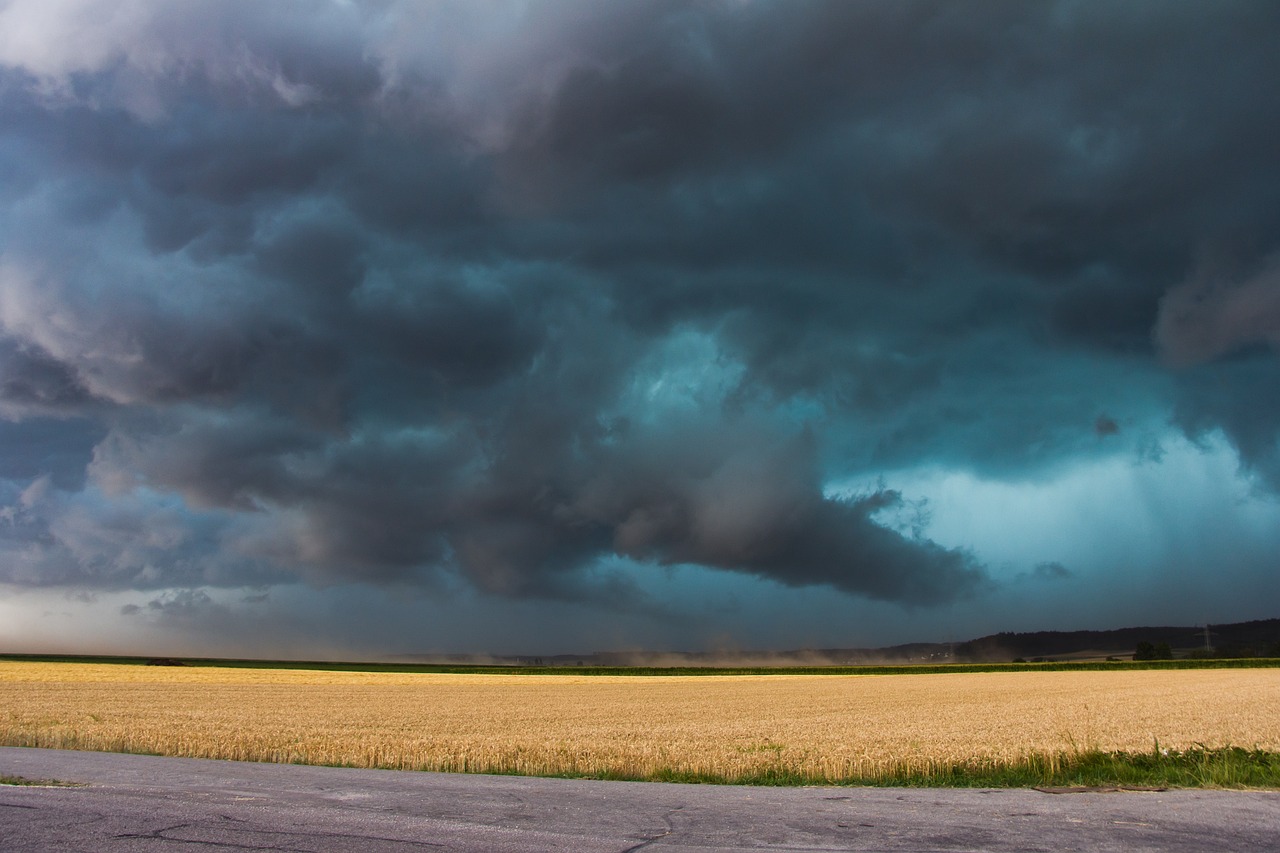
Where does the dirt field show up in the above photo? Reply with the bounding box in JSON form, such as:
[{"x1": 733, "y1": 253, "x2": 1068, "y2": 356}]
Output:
[{"x1": 2, "y1": 662, "x2": 1276, "y2": 781}]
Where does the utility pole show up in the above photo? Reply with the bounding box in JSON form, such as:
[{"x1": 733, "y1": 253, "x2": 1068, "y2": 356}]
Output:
[{"x1": 1201, "y1": 623, "x2": 1215, "y2": 655}]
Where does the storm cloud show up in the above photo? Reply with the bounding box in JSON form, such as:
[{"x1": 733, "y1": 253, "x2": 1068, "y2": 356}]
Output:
[{"x1": 1, "y1": 1, "x2": 1278, "y2": 652}]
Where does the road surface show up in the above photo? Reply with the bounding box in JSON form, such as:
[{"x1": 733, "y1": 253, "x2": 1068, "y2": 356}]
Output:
[{"x1": 2, "y1": 747, "x2": 1277, "y2": 851}]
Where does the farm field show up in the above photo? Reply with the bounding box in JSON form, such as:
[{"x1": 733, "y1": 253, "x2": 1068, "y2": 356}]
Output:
[{"x1": 2, "y1": 662, "x2": 1278, "y2": 786}]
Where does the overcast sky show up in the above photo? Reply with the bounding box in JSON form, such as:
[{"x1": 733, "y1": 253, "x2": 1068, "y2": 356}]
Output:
[{"x1": 1, "y1": 1, "x2": 1278, "y2": 659}]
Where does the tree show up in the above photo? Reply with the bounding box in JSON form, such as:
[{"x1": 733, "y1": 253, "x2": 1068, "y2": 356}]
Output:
[{"x1": 1134, "y1": 641, "x2": 1173, "y2": 661}]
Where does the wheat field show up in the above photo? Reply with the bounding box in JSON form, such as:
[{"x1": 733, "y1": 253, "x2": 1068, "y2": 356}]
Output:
[{"x1": 2, "y1": 662, "x2": 1277, "y2": 781}]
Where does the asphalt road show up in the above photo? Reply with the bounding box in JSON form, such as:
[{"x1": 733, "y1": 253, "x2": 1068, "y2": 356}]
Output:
[{"x1": 2, "y1": 747, "x2": 1277, "y2": 852}]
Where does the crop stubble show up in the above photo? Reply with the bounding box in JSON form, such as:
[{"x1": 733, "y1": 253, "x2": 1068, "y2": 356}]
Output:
[{"x1": 1, "y1": 663, "x2": 1276, "y2": 781}]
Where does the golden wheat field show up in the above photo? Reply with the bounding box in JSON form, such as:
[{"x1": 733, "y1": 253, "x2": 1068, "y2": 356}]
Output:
[{"x1": 2, "y1": 662, "x2": 1277, "y2": 781}]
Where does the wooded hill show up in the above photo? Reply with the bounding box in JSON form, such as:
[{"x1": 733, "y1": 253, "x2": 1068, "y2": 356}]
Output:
[
  {"x1": 950, "y1": 618, "x2": 1280, "y2": 662},
  {"x1": 567, "y1": 618, "x2": 1280, "y2": 666}
]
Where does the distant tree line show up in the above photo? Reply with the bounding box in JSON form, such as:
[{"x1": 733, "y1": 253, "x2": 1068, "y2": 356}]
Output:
[
  {"x1": 953, "y1": 619, "x2": 1280, "y2": 663},
  {"x1": 1184, "y1": 642, "x2": 1280, "y2": 659},
  {"x1": 1133, "y1": 640, "x2": 1280, "y2": 660}
]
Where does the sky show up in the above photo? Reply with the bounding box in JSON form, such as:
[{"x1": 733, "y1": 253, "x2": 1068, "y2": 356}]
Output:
[{"x1": 1, "y1": 0, "x2": 1279, "y2": 659}]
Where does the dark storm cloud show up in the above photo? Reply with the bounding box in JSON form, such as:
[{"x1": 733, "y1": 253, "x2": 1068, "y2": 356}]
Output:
[
  {"x1": 0, "y1": 1, "x2": 1277, "y2": 615},
  {"x1": 130, "y1": 588, "x2": 217, "y2": 621},
  {"x1": 0, "y1": 340, "x2": 95, "y2": 414},
  {"x1": 0, "y1": 418, "x2": 103, "y2": 490},
  {"x1": 1171, "y1": 356, "x2": 1280, "y2": 490},
  {"x1": 564, "y1": 428, "x2": 986, "y2": 603},
  {"x1": 1025, "y1": 562, "x2": 1072, "y2": 583}
]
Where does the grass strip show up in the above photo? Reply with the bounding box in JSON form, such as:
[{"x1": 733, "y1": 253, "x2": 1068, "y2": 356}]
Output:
[
  {"x1": 2, "y1": 653, "x2": 1278, "y2": 676},
  {"x1": 535, "y1": 746, "x2": 1280, "y2": 789},
  {"x1": 3, "y1": 743, "x2": 1275, "y2": 789},
  {"x1": 0, "y1": 774, "x2": 82, "y2": 787}
]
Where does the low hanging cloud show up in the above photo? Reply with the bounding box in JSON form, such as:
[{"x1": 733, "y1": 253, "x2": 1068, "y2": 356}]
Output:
[
  {"x1": 0, "y1": 1, "x2": 1278, "y2": 618},
  {"x1": 1155, "y1": 255, "x2": 1280, "y2": 368}
]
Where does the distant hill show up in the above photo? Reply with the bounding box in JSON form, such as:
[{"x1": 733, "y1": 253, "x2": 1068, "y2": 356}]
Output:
[
  {"x1": 392, "y1": 618, "x2": 1280, "y2": 667},
  {"x1": 953, "y1": 618, "x2": 1280, "y2": 662}
]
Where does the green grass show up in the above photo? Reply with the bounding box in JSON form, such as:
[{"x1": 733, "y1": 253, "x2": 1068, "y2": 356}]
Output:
[
  {"x1": 2, "y1": 652, "x2": 1278, "y2": 676},
  {"x1": 526, "y1": 746, "x2": 1280, "y2": 789},
  {"x1": 3, "y1": 736, "x2": 1275, "y2": 790},
  {"x1": 870, "y1": 745, "x2": 1280, "y2": 789},
  {"x1": 0, "y1": 774, "x2": 82, "y2": 787},
  {"x1": 10, "y1": 743, "x2": 1268, "y2": 790}
]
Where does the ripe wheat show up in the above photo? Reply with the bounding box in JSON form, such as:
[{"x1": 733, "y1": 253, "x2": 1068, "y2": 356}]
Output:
[{"x1": 1, "y1": 663, "x2": 1276, "y2": 782}]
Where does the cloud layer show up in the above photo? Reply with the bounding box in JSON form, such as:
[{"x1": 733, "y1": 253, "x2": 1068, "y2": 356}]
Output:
[{"x1": 0, "y1": 1, "x2": 1278, "y2": 643}]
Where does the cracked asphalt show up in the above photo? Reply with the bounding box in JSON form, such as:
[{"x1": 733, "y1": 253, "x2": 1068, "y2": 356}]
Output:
[{"x1": 2, "y1": 748, "x2": 1277, "y2": 852}]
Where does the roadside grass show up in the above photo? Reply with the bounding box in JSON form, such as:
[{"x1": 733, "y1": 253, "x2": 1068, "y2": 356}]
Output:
[
  {"x1": 4, "y1": 741, "x2": 1276, "y2": 790},
  {"x1": 539, "y1": 746, "x2": 1280, "y2": 789},
  {"x1": 2, "y1": 652, "x2": 1278, "y2": 677},
  {"x1": 0, "y1": 774, "x2": 82, "y2": 787}
]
